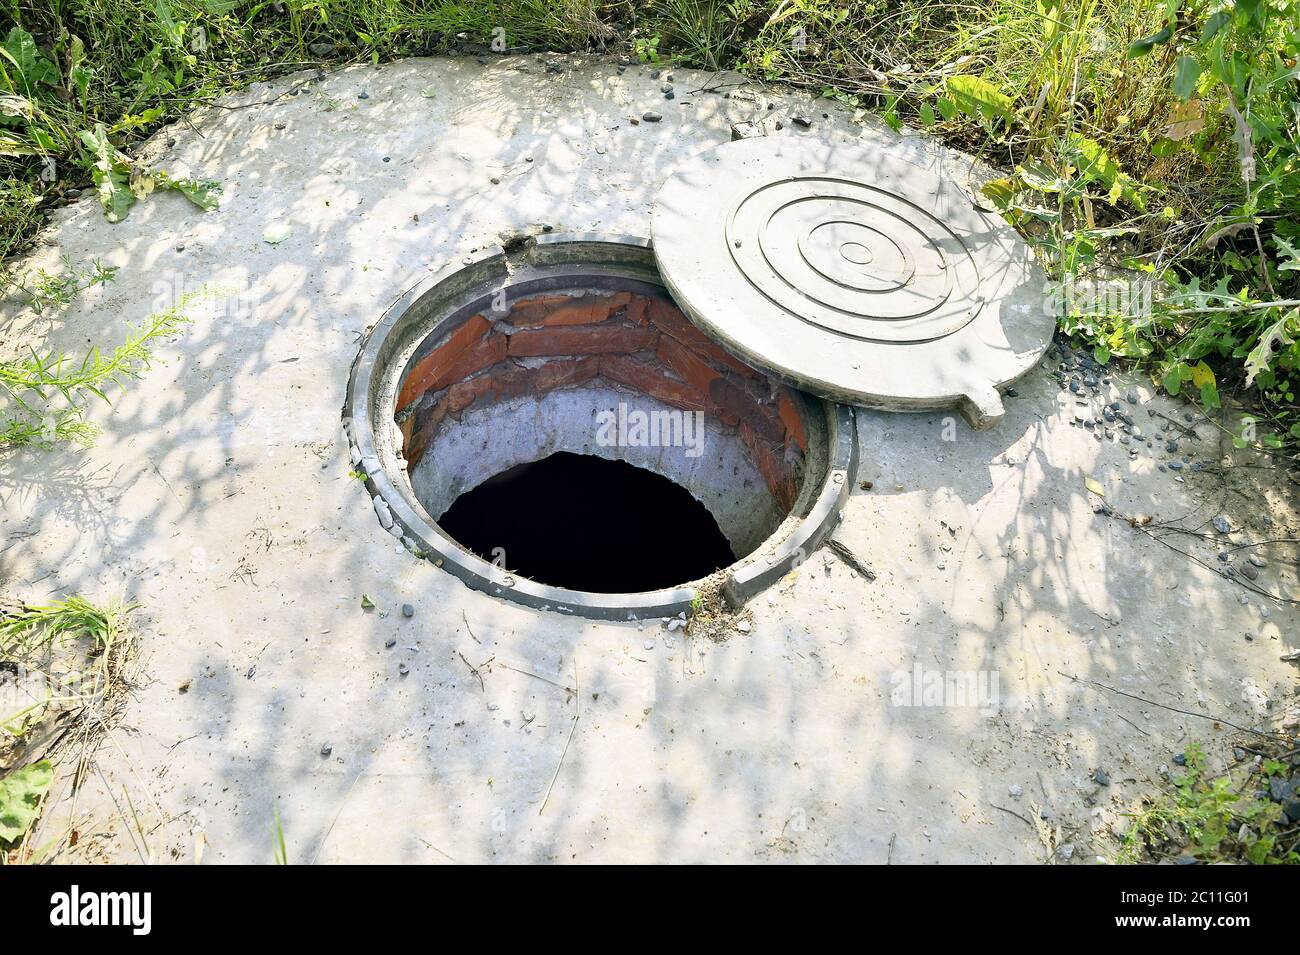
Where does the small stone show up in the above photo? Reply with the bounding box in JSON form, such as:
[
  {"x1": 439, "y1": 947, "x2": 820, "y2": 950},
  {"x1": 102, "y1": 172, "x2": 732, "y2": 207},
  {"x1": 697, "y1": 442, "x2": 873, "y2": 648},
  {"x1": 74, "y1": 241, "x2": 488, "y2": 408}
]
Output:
[
  {"x1": 791, "y1": 116, "x2": 812, "y2": 128},
  {"x1": 1241, "y1": 565, "x2": 1259, "y2": 581},
  {"x1": 357, "y1": 91, "x2": 369, "y2": 99},
  {"x1": 1172, "y1": 752, "x2": 1186, "y2": 766},
  {"x1": 1008, "y1": 784, "x2": 1023, "y2": 799},
  {"x1": 1249, "y1": 554, "x2": 1267, "y2": 568},
  {"x1": 1005, "y1": 387, "x2": 1018, "y2": 397},
  {"x1": 663, "y1": 89, "x2": 675, "y2": 100},
  {"x1": 643, "y1": 640, "x2": 655, "y2": 651},
  {"x1": 1283, "y1": 800, "x2": 1300, "y2": 823},
  {"x1": 320, "y1": 743, "x2": 332, "y2": 757},
  {"x1": 1212, "y1": 514, "x2": 1231, "y2": 535},
  {"x1": 1127, "y1": 392, "x2": 1138, "y2": 404},
  {"x1": 1093, "y1": 768, "x2": 1110, "y2": 786},
  {"x1": 736, "y1": 620, "x2": 752, "y2": 634},
  {"x1": 642, "y1": 111, "x2": 662, "y2": 123},
  {"x1": 402, "y1": 603, "x2": 414, "y2": 618},
  {"x1": 398, "y1": 663, "x2": 410, "y2": 676},
  {"x1": 384, "y1": 637, "x2": 397, "y2": 648}
]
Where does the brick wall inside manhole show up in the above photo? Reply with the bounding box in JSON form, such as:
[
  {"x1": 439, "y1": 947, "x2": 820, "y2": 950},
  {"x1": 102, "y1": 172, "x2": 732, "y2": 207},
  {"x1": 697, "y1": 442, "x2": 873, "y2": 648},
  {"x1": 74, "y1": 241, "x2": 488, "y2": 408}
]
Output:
[{"x1": 344, "y1": 235, "x2": 857, "y2": 619}]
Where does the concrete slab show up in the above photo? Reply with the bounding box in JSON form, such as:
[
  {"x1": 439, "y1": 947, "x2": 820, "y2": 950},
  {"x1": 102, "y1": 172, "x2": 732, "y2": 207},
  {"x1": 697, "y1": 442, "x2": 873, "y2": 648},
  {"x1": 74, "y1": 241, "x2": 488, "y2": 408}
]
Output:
[{"x1": 2, "y1": 54, "x2": 1297, "y2": 864}]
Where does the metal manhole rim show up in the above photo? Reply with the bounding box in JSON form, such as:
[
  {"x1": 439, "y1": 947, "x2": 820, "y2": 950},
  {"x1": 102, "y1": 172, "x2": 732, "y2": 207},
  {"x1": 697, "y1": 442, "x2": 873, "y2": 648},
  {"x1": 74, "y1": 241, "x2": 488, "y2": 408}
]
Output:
[{"x1": 342, "y1": 232, "x2": 859, "y2": 621}]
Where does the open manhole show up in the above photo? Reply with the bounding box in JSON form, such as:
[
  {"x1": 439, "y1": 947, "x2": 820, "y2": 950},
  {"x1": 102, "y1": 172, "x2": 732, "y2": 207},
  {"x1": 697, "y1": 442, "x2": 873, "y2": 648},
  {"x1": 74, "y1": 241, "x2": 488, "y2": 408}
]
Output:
[
  {"x1": 344, "y1": 138, "x2": 1049, "y2": 618},
  {"x1": 344, "y1": 234, "x2": 857, "y2": 619}
]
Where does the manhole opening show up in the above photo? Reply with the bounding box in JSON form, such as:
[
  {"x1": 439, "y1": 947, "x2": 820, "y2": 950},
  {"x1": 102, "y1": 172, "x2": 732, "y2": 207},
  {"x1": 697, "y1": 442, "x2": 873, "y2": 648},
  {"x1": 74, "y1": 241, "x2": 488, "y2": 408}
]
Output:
[
  {"x1": 346, "y1": 235, "x2": 858, "y2": 618},
  {"x1": 394, "y1": 274, "x2": 807, "y2": 593},
  {"x1": 438, "y1": 451, "x2": 736, "y2": 593}
]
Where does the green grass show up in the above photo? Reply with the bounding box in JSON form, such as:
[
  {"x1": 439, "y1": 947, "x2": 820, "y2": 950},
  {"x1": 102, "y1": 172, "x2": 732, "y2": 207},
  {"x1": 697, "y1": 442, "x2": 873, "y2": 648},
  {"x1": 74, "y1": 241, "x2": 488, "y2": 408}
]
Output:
[
  {"x1": 0, "y1": 594, "x2": 137, "y2": 735},
  {"x1": 1, "y1": 594, "x2": 138, "y2": 860},
  {"x1": 0, "y1": 0, "x2": 1297, "y2": 451},
  {"x1": 0, "y1": 289, "x2": 196, "y2": 448},
  {"x1": 1119, "y1": 743, "x2": 1299, "y2": 864}
]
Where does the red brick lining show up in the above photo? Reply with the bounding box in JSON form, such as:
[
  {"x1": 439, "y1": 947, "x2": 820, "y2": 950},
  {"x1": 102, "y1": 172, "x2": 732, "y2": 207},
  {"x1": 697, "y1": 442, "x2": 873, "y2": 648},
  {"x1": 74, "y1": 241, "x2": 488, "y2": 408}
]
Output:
[{"x1": 395, "y1": 291, "x2": 806, "y2": 508}]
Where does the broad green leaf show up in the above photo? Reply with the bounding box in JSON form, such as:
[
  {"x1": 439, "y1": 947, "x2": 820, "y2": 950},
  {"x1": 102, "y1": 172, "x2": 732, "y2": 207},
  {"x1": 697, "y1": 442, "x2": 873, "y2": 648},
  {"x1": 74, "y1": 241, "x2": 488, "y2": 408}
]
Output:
[
  {"x1": 1162, "y1": 362, "x2": 1186, "y2": 395},
  {"x1": 1200, "y1": 382, "x2": 1221, "y2": 409},
  {"x1": 0, "y1": 759, "x2": 54, "y2": 843},
  {"x1": 1173, "y1": 56, "x2": 1202, "y2": 101},
  {"x1": 980, "y1": 178, "x2": 1016, "y2": 209},
  {"x1": 1127, "y1": 26, "x2": 1172, "y2": 58},
  {"x1": 1202, "y1": 10, "x2": 1231, "y2": 40},
  {"x1": 946, "y1": 75, "x2": 1014, "y2": 123},
  {"x1": 1017, "y1": 160, "x2": 1063, "y2": 192},
  {"x1": 1274, "y1": 237, "x2": 1300, "y2": 273},
  {"x1": 1244, "y1": 309, "x2": 1297, "y2": 388},
  {"x1": 1189, "y1": 360, "x2": 1216, "y2": 389},
  {"x1": 158, "y1": 173, "x2": 222, "y2": 211},
  {"x1": 79, "y1": 123, "x2": 135, "y2": 222},
  {"x1": 0, "y1": 28, "x2": 59, "y2": 97},
  {"x1": 1067, "y1": 134, "x2": 1145, "y2": 210}
]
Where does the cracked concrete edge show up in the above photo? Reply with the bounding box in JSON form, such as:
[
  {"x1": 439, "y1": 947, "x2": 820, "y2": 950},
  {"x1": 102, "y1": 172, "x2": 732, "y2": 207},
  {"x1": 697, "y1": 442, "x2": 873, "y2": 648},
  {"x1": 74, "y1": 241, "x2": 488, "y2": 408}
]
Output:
[{"x1": 342, "y1": 232, "x2": 859, "y2": 621}]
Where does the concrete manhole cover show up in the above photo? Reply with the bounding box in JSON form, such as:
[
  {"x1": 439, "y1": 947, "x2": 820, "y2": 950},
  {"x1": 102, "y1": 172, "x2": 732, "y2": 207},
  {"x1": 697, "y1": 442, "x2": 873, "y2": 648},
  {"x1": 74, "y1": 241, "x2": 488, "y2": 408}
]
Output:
[
  {"x1": 724, "y1": 176, "x2": 981, "y2": 342},
  {"x1": 653, "y1": 137, "x2": 1055, "y2": 429}
]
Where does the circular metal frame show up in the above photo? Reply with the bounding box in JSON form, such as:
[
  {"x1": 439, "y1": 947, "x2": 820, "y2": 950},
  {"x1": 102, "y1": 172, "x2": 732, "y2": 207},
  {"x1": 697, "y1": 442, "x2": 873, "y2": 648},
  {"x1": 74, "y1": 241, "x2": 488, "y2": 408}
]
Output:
[{"x1": 343, "y1": 234, "x2": 859, "y2": 621}]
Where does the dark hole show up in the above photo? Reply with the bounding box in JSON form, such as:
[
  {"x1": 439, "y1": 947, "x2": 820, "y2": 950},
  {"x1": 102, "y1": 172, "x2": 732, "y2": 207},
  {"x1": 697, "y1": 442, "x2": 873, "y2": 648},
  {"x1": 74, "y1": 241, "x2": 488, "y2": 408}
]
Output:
[{"x1": 438, "y1": 451, "x2": 736, "y2": 593}]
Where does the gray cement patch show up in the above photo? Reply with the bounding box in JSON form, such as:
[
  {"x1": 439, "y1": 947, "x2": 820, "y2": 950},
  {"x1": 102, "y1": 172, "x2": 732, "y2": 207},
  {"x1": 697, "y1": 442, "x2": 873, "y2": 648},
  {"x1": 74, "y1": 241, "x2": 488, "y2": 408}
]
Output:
[{"x1": 1, "y1": 55, "x2": 1297, "y2": 864}]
